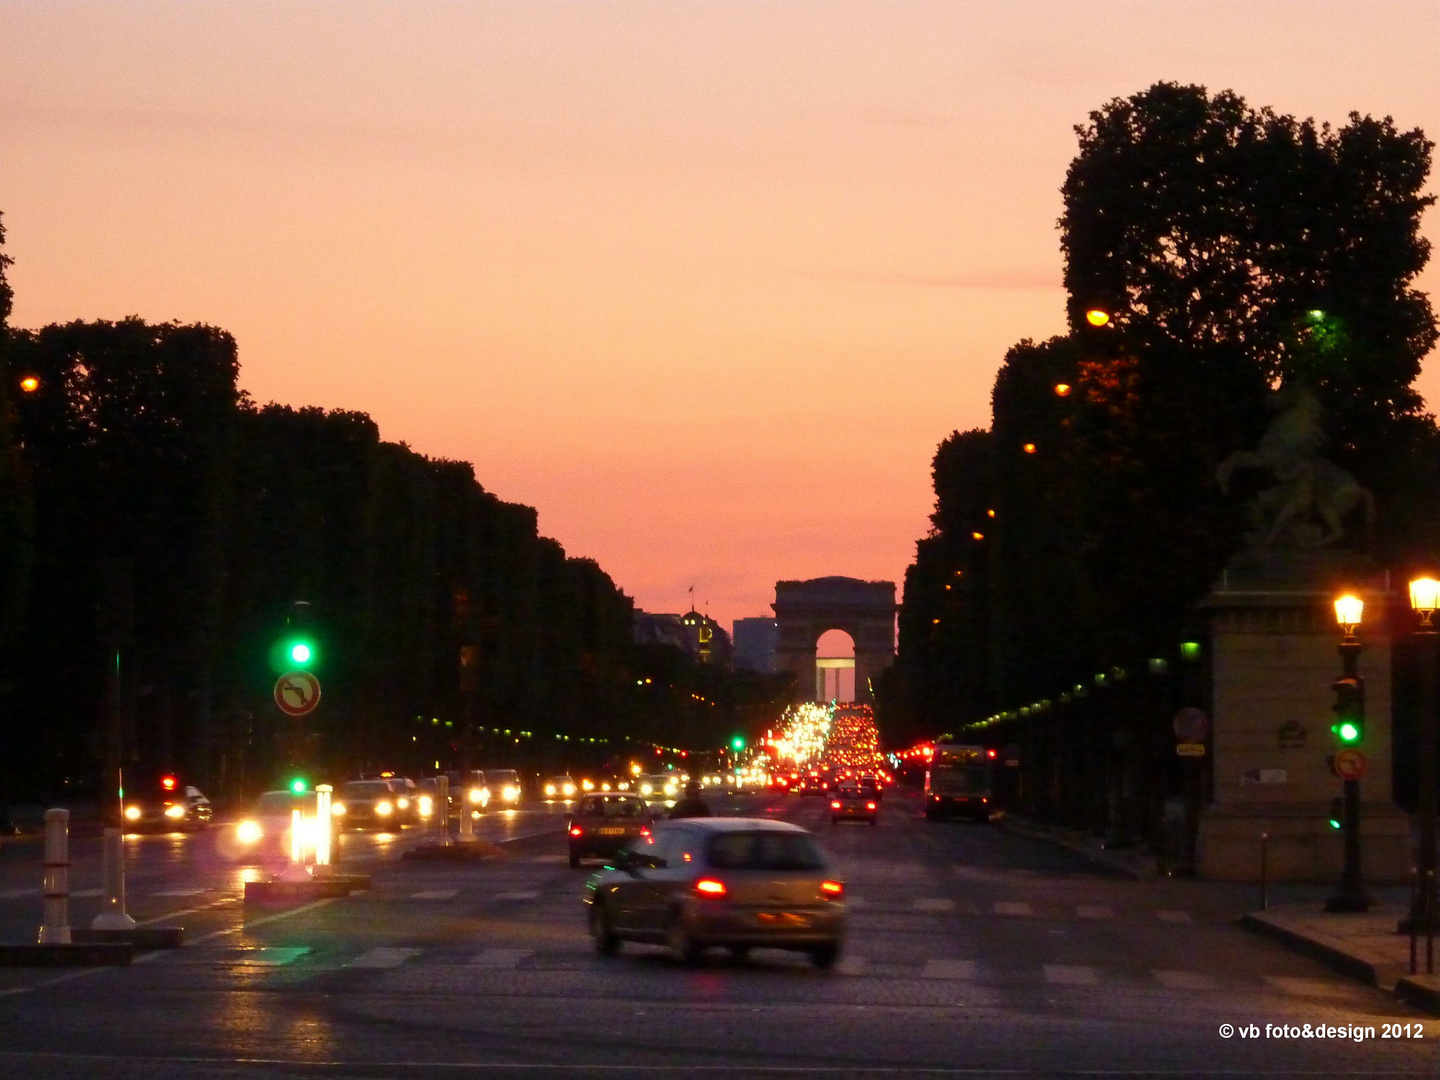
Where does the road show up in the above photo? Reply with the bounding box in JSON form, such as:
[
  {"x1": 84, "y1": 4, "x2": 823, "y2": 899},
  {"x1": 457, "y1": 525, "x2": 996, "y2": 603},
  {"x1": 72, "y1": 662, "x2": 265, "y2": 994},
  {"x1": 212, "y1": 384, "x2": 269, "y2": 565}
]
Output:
[{"x1": 0, "y1": 789, "x2": 1434, "y2": 1078}]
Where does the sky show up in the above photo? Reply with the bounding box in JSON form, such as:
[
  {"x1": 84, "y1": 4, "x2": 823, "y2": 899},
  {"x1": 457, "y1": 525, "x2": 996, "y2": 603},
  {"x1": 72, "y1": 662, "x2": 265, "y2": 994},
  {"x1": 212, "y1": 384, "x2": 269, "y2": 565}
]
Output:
[{"x1": 3, "y1": 1, "x2": 1437, "y2": 633}]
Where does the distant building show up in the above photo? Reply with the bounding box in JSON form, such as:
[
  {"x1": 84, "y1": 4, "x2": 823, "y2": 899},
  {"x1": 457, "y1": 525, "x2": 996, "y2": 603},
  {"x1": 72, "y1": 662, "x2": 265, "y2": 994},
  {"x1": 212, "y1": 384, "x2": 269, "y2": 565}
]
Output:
[
  {"x1": 732, "y1": 617, "x2": 778, "y2": 673},
  {"x1": 633, "y1": 610, "x2": 733, "y2": 667}
]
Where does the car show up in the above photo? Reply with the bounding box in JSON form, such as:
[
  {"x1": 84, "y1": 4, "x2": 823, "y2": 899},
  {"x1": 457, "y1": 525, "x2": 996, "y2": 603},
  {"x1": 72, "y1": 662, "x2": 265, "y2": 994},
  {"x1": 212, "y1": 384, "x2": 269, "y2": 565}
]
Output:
[
  {"x1": 584, "y1": 817, "x2": 846, "y2": 967},
  {"x1": 800, "y1": 772, "x2": 825, "y2": 796},
  {"x1": 830, "y1": 783, "x2": 878, "y2": 826},
  {"x1": 381, "y1": 776, "x2": 422, "y2": 824},
  {"x1": 567, "y1": 792, "x2": 653, "y2": 867},
  {"x1": 339, "y1": 779, "x2": 405, "y2": 828},
  {"x1": 122, "y1": 775, "x2": 212, "y2": 832},
  {"x1": 483, "y1": 769, "x2": 524, "y2": 805},
  {"x1": 222, "y1": 789, "x2": 334, "y2": 863},
  {"x1": 636, "y1": 773, "x2": 680, "y2": 802},
  {"x1": 857, "y1": 775, "x2": 883, "y2": 802},
  {"x1": 543, "y1": 776, "x2": 578, "y2": 800}
]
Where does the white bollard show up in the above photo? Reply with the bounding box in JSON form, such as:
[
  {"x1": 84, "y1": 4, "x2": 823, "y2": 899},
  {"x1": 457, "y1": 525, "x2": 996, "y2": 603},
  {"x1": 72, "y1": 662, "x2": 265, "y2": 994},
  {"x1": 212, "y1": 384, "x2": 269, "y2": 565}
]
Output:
[
  {"x1": 435, "y1": 775, "x2": 450, "y2": 842},
  {"x1": 278, "y1": 807, "x2": 312, "y2": 883},
  {"x1": 313, "y1": 786, "x2": 332, "y2": 872},
  {"x1": 91, "y1": 826, "x2": 136, "y2": 932},
  {"x1": 38, "y1": 808, "x2": 71, "y2": 945}
]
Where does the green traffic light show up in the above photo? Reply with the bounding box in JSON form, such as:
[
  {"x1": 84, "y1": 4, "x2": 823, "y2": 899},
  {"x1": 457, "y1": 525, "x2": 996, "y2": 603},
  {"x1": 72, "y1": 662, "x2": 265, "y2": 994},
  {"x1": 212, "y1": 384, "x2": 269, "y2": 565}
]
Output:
[
  {"x1": 1335, "y1": 721, "x2": 1360, "y2": 743},
  {"x1": 290, "y1": 642, "x2": 312, "y2": 665},
  {"x1": 731, "y1": 736, "x2": 745, "y2": 752},
  {"x1": 1328, "y1": 816, "x2": 1342, "y2": 830},
  {"x1": 290, "y1": 778, "x2": 307, "y2": 794}
]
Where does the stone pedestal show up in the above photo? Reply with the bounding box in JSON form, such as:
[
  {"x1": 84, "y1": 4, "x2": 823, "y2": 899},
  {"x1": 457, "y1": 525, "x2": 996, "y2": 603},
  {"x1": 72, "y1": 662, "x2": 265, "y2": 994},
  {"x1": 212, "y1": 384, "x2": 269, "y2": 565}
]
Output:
[{"x1": 1197, "y1": 570, "x2": 1410, "y2": 883}]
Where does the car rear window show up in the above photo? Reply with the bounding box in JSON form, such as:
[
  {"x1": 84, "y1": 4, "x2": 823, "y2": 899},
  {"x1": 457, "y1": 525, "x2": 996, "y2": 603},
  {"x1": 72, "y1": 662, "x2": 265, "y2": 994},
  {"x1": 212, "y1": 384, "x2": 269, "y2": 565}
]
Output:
[
  {"x1": 706, "y1": 831, "x2": 826, "y2": 871},
  {"x1": 344, "y1": 781, "x2": 390, "y2": 797},
  {"x1": 577, "y1": 795, "x2": 645, "y2": 818}
]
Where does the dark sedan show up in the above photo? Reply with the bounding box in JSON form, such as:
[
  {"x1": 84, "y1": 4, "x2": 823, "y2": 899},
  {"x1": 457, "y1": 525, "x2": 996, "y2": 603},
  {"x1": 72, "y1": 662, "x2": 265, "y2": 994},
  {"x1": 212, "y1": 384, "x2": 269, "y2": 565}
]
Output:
[
  {"x1": 122, "y1": 777, "x2": 212, "y2": 832},
  {"x1": 568, "y1": 793, "x2": 653, "y2": 867}
]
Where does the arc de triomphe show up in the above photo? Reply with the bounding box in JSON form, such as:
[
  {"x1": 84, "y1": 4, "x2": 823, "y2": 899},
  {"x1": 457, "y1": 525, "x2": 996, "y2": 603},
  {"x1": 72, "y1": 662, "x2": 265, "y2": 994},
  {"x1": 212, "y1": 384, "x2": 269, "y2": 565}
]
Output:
[{"x1": 772, "y1": 577, "x2": 896, "y2": 703}]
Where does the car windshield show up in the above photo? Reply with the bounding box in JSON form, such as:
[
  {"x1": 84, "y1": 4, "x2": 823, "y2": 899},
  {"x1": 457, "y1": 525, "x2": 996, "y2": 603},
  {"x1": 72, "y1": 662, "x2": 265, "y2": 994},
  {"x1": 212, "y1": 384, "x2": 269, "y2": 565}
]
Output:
[
  {"x1": 486, "y1": 771, "x2": 520, "y2": 785},
  {"x1": 706, "y1": 831, "x2": 826, "y2": 871},
  {"x1": 578, "y1": 795, "x2": 645, "y2": 818},
  {"x1": 344, "y1": 781, "x2": 390, "y2": 797}
]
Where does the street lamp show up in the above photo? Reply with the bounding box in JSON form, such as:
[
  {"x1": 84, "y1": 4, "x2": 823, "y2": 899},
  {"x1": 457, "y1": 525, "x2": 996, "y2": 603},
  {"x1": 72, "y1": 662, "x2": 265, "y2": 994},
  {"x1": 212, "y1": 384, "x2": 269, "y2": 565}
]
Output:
[
  {"x1": 1403, "y1": 577, "x2": 1440, "y2": 932},
  {"x1": 1324, "y1": 594, "x2": 1372, "y2": 912}
]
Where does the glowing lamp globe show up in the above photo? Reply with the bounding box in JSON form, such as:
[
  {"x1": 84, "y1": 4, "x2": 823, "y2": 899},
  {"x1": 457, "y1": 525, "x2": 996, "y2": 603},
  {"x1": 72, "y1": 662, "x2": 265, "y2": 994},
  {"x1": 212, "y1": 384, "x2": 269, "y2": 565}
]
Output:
[
  {"x1": 1333, "y1": 595, "x2": 1363, "y2": 634},
  {"x1": 1085, "y1": 309, "x2": 1111, "y2": 327}
]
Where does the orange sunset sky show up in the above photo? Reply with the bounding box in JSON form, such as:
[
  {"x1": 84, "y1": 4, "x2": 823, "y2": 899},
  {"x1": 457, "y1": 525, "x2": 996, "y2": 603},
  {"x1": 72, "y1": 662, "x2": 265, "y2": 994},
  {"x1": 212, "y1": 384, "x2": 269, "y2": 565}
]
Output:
[{"x1": 3, "y1": 2, "x2": 1436, "y2": 632}]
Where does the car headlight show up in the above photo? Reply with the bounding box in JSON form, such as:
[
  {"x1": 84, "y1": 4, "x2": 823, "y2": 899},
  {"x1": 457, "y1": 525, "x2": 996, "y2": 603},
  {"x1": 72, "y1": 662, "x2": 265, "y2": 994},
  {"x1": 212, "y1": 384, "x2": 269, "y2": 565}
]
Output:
[
  {"x1": 237, "y1": 820, "x2": 263, "y2": 844},
  {"x1": 331, "y1": 801, "x2": 346, "y2": 816},
  {"x1": 124, "y1": 805, "x2": 142, "y2": 821},
  {"x1": 376, "y1": 801, "x2": 393, "y2": 816},
  {"x1": 581, "y1": 779, "x2": 594, "y2": 791},
  {"x1": 418, "y1": 795, "x2": 433, "y2": 817},
  {"x1": 545, "y1": 784, "x2": 557, "y2": 797},
  {"x1": 396, "y1": 797, "x2": 410, "y2": 810},
  {"x1": 562, "y1": 783, "x2": 576, "y2": 796},
  {"x1": 164, "y1": 804, "x2": 187, "y2": 820},
  {"x1": 639, "y1": 783, "x2": 652, "y2": 795},
  {"x1": 503, "y1": 786, "x2": 519, "y2": 801},
  {"x1": 468, "y1": 787, "x2": 487, "y2": 805}
]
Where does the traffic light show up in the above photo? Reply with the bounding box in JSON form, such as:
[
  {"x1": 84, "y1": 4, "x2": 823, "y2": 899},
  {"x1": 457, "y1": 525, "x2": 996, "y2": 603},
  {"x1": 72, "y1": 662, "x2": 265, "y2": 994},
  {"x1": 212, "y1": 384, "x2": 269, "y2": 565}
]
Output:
[
  {"x1": 270, "y1": 600, "x2": 319, "y2": 673},
  {"x1": 1330, "y1": 675, "x2": 1365, "y2": 745},
  {"x1": 731, "y1": 735, "x2": 745, "y2": 752},
  {"x1": 290, "y1": 777, "x2": 308, "y2": 795},
  {"x1": 1328, "y1": 796, "x2": 1344, "y2": 830}
]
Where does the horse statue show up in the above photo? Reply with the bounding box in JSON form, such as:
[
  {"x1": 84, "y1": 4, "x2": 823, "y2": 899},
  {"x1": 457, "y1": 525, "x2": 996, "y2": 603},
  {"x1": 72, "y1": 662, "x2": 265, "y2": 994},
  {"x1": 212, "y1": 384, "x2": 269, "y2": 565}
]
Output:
[{"x1": 1216, "y1": 383, "x2": 1374, "y2": 549}]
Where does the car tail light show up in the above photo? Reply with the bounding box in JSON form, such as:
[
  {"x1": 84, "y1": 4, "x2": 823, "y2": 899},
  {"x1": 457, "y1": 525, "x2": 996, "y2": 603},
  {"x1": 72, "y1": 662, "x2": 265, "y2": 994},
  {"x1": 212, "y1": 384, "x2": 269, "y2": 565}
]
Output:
[
  {"x1": 640, "y1": 827, "x2": 651, "y2": 837},
  {"x1": 982, "y1": 797, "x2": 988, "y2": 804},
  {"x1": 694, "y1": 878, "x2": 727, "y2": 898},
  {"x1": 569, "y1": 826, "x2": 583, "y2": 837},
  {"x1": 830, "y1": 800, "x2": 841, "y2": 810},
  {"x1": 866, "y1": 802, "x2": 876, "y2": 810},
  {"x1": 820, "y1": 880, "x2": 844, "y2": 898}
]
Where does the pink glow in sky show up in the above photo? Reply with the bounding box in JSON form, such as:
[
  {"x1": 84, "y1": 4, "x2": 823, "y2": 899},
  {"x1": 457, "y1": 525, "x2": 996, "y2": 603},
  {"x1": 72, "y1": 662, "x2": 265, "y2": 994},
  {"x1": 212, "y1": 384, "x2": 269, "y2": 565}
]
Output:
[{"x1": 3, "y1": 2, "x2": 1436, "y2": 631}]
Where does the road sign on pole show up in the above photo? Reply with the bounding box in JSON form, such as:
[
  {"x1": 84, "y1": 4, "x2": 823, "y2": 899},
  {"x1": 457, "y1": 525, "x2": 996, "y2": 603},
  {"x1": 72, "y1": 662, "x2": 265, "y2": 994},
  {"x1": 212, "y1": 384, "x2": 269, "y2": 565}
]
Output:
[
  {"x1": 274, "y1": 671, "x2": 322, "y2": 717},
  {"x1": 1333, "y1": 749, "x2": 1367, "y2": 781},
  {"x1": 1172, "y1": 707, "x2": 1210, "y2": 743}
]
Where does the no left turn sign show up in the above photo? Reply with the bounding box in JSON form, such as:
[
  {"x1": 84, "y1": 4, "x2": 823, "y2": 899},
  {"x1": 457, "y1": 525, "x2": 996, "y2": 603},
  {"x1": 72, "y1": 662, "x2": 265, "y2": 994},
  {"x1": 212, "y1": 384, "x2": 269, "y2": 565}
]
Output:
[
  {"x1": 1333, "y1": 749, "x2": 1367, "y2": 781},
  {"x1": 274, "y1": 670, "x2": 322, "y2": 717}
]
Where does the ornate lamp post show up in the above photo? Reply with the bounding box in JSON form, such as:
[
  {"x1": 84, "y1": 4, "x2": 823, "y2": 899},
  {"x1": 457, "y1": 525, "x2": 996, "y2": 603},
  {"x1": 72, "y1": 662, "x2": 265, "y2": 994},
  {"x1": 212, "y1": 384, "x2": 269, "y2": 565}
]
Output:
[
  {"x1": 1324, "y1": 594, "x2": 1372, "y2": 912},
  {"x1": 1403, "y1": 577, "x2": 1440, "y2": 932}
]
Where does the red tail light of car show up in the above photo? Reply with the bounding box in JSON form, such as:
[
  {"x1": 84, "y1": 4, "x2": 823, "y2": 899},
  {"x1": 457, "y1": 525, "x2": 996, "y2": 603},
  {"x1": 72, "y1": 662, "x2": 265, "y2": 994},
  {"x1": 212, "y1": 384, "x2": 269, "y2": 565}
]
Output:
[
  {"x1": 569, "y1": 826, "x2": 583, "y2": 837},
  {"x1": 830, "y1": 800, "x2": 842, "y2": 810},
  {"x1": 866, "y1": 802, "x2": 876, "y2": 810},
  {"x1": 820, "y1": 880, "x2": 844, "y2": 898},
  {"x1": 694, "y1": 878, "x2": 727, "y2": 898},
  {"x1": 640, "y1": 826, "x2": 652, "y2": 837}
]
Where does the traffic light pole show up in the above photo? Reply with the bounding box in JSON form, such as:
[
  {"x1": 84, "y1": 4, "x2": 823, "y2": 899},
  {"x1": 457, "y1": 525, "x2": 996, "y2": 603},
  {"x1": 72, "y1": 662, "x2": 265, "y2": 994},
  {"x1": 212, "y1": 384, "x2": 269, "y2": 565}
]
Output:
[
  {"x1": 1401, "y1": 626, "x2": 1438, "y2": 933},
  {"x1": 1325, "y1": 635, "x2": 1372, "y2": 913}
]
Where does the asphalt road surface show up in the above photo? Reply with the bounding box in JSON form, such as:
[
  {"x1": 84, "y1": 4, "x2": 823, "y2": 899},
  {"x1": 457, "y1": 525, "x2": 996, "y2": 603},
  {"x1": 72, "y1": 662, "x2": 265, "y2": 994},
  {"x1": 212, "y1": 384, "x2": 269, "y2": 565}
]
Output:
[{"x1": 0, "y1": 790, "x2": 1434, "y2": 1079}]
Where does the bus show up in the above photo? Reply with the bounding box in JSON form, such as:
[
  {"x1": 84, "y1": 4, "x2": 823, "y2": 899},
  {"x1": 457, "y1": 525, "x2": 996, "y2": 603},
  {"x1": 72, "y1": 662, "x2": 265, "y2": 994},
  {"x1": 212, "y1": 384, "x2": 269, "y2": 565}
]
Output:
[{"x1": 924, "y1": 743, "x2": 994, "y2": 821}]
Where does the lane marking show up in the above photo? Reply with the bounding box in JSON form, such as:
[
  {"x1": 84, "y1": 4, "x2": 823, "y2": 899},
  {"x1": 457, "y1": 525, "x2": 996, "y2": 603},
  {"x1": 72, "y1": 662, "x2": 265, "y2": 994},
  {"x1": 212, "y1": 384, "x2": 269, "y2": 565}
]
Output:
[
  {"x1": 1043, "y1": 964, "x2": 1098, "y2": 986},
  {"x1": 224, "y1": 946, "x2": 311, "y2": 967},
  {"x1": 1075, "y1": 904, "x2": 1113, "y2": 919},
  {"x1": 493, "y1": 890, "x2": 541, "y2": 902},
  {"x1": 1263, "y1": 975, "x2": 1351, "y2": 998},
  {"x1": 410, "y1": 889, "x2": 459, "y2": 900},
  {"x1": 993, "y1": 900, "x2": 1032, "y2": 916},
  {"x1": 1154, "y1": 969, "x2": 1218, "y2": 991},
  {"x1": 351, "y1": 946, "x2": 421, "y2": 969},
  {"x1": 921, "y1": 958, "x2": 976, "y2": 980},
  {"x1": 912, "y1": 898, "x2": 954, "y2": 913},
  {"x1": 1155, "y1": 910, "x2": 1192, "y2": 923},
  {"x1": 151, "y1": 888, "x2": 207, "y2": 898},
  {"x1": 469, "y1": 948, "x2": 531, "y2": 968}
]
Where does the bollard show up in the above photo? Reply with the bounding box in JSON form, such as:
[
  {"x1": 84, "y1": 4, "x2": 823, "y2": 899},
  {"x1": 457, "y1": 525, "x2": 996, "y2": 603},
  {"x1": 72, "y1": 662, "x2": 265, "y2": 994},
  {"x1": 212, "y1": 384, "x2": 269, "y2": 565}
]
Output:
[
  {"x1": 458, "y1": 779, "x2": 476, "y2": 843},
  {"x1": 91, "y1": 827, "x2": 136, "y2": 932},
  {"x1": 314, "y1": 786, "x2": 332, "y2": 870},
  {"x1": 1410, "y1": 867, "x2": 1419, "y2": 976},
  {"x1": 1258, "y1": 832, "x2": 1269, "y2": 912},
  {"x1": 278, "y1": 808, "x2": 312, "y2": 883},
  {"x1": 435, "y1": 775, "x2": 450, "y2": 842},
  {"x1": 38, "y1": 808, "x2": 71, "y2": 945}
]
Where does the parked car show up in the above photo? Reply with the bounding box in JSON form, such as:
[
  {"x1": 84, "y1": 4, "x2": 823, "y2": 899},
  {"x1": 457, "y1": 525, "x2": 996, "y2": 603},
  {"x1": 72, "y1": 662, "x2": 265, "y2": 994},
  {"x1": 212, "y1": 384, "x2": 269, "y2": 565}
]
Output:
[{"x1": 583, "y1": 818, "x2": 846, "y2": 967}]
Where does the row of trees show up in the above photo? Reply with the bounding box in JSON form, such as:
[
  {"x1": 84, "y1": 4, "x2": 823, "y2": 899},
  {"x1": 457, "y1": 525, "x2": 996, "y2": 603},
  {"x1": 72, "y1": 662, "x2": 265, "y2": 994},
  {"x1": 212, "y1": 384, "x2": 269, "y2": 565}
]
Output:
[
  {"x1": 883, "y1": 84, "x2": 1438, "y2": 840},
  {"x1": 0, "y1": 214, "x2": 787, "y2": 810}
]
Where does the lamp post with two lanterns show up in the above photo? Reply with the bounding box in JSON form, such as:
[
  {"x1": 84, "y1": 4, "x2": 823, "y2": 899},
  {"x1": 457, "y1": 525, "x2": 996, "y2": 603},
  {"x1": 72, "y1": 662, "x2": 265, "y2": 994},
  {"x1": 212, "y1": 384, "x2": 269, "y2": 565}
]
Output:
[
  {"x1": 1324, "y1": 594, "x2": 1372, "y2": 913},
  {"x1": 1403, "y1": 577, "x2": 1440, "y2": 933}
]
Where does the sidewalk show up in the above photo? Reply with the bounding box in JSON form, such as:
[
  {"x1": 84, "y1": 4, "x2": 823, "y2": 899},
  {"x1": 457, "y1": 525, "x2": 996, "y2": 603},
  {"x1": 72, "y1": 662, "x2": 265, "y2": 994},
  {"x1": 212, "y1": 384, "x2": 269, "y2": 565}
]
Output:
[
  {"x1": 1241, "y1": 902, "x2": 1440, "y2": 1014},
  {"x1": 995, "y1": 814, "x2": 1161, "y2": 880}
]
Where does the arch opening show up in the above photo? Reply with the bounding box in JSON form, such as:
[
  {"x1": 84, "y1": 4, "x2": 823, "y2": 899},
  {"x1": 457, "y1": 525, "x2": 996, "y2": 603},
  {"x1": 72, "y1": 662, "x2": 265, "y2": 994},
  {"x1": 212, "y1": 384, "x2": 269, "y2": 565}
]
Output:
[{"x1": 816, "y1": 629, "x2": 855, "y2": 702}]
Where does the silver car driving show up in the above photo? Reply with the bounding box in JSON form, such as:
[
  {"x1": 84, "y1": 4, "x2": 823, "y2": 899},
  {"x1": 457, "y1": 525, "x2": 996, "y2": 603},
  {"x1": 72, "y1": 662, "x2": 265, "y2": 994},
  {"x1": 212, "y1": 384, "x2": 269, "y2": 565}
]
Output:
[{"x1": 583, "y1": 817, "x2": 846, "y2": 967}]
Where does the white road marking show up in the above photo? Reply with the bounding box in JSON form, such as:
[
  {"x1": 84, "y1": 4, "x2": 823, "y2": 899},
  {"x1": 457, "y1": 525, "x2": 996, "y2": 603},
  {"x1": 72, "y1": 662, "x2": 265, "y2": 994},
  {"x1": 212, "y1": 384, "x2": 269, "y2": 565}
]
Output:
[
  {"x1": 1263, "y1": 975, "x2": 1351, "y2": 998},
  {"x1": 492, "y1": 890, "x2": 541, "y2": 902},
  {"x1": 1043, "y1": 964, "x2": 1099, "y2": 986},
  {"x1": 1075, "y1": 904, "x2": 1113, "y2": 919},
  {"x1": 0, "y1": 887, "x2": 36, "y2": 900},
  {"x1": 921, "y1": 958, "x2": 977, "y2": 980},
  {"x1": 226, "y1": 946, "x2": 310, "y2": 967},
  {"x1": 1154, "y1": 969, "x2": 1218, "y2": 990},
  {"x1": 351, "y1": 947, "x2": 421, "y2": 969},
  {"x1": 993, "y1": 900, "x2": 1033, "y2": 916},
  {"x1": 1155, "y1": 910, "x2": 1192, "y2": 923},
  {"x1": 913, "y1": 898, "x2": 954, "y2": 913},
  {"x1": 410, "y1": 889, "x2": 459, "y2": 900},
  {"x1": 470, "y1": 948, "x2": 531, "y2": 968},
  {"x1": 151, "y1": 888, "x2": 206, "y2": 897}
]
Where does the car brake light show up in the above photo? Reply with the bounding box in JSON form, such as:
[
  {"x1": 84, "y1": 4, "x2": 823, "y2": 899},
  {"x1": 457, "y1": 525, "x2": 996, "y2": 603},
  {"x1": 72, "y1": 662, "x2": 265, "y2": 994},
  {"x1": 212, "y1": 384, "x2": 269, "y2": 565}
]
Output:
[
  {"x1": 982, "y1": 797, "x2": 988, "y2": 804},
  {"x1": 640, "y1": 827, "x2": 651, "y2": 837},
  {"x1": 866, "y1": 802, "x2": 876, "y2": 810},
  {"x1": 694, "y1": 878, "x2": 726, "y2": 897},
  {"x1": 820, "y1": 880, "x2": 844, "y2": 897},
  {"x1": 830, "y1": 800, "x2": 841, "y2": 809},
  {"x1": 569, "y1": 826, "x2": 583, "y2": 837}
]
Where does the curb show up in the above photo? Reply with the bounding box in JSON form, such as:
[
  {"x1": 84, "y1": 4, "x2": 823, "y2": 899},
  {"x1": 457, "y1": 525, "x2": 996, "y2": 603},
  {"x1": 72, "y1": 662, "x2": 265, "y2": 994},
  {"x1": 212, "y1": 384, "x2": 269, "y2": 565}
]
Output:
[
  {"x1": 1394, "y1": 974, "x2": 1440, "y2": 1014},
  {"x1": 1237, "y1": 911, "x2": 1401, "y2": 990},
  {"x1": 996, "y1": 816, "x2": 1155, "y2": 880},
  {"x1": 0, "y1": 943, "x2": 133, "y2": 967}
]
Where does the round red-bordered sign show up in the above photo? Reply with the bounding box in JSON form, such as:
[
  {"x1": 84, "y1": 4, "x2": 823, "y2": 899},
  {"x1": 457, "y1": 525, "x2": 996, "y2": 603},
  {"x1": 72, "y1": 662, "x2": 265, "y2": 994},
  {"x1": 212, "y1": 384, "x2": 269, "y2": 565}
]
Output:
[
  {"x1": 273, "y1": 670, "x2": 321, "y2": 717},
  {"x1": 1333, "y1": 749, "x2": 1367, "y2": 781}
]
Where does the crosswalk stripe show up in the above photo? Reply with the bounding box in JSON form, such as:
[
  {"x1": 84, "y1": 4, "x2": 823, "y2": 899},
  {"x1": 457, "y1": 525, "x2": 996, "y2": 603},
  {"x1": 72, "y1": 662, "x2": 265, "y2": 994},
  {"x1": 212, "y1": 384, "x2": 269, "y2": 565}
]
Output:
[
  {"x1": 1156, "y1": 910, "x2": 1192, "y2": 923},
  {"x1": 836, "y1": 955, "x2": 867, "y2": 976},
  {"x1": 410, "y1": 889, "x2": 459, "y2": 900},
  {"x1": 470, "y1": 948, "x2": 531, "y2": 968},
  {"x1": 922, "y1": 958, "x2": 976, "y2": 980},
  {"x1": 993, "y1": 900, "x2": 1032, "y2": 916},
  {"x1": 1154, "y1": 969, "x2": 1218, "y2": 990},
  {"x1": 1043, "y1": 964, "x2": 1098, "y2": 986},
  {"x1": 351, "y1": 947, "x2": 421, "y2": 969},
  {"x1": 228, "y1": 946, "x2": 310, "y2": 967},
  {"x1": 1075, "y1": 904, "x2": 1113, "y2": 919},
  {"x1": 913, "y1": 898, "x2": 954, "y2": 913},
  {"x1": 153, "y1": 888, "x2": 207, "y2": 898},
  {"x1": 1263, "y1": 975, "x2": 1350, "y2": 998},
  {"x1": 493, "y1": 890, "x2": 541, "y2": 902}
]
